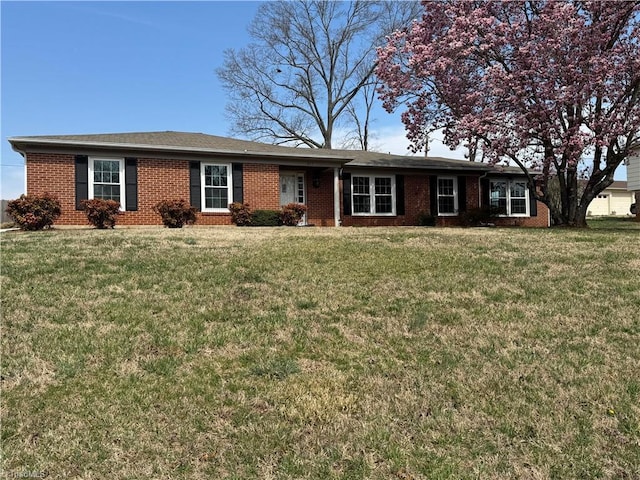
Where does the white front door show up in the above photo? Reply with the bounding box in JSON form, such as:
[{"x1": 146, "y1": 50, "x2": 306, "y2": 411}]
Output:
[{"x1": 280, "y1": 172, "x2": 306, "y2": 224}]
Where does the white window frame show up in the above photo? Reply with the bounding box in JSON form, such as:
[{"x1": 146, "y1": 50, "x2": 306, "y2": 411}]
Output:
[
  {"x1": 88, "y1": 157, "x2": 126, "y2": 211},
  {"x1": 489, "y1": 179, "x2": 530, "y2": 217},
  {"x1": 437, "y1": 176, "x2": 458, "y2": 216},
  {"x1": 351, "y1": 174, "x2": 396, "y2": 216},
  {"x1": 201, "y1": 163, "x2": 233, "y2": 212}
]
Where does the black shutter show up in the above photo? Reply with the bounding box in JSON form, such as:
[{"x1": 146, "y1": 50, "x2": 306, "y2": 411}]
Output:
[
  {"x1": 124, "y1": 158, "x2": 138, "y2": 211},
  {"x1": 429, "y1": 176, "x2": 438, "y2": 216},
  {"x1": 232, "y1": 163, "x2": 243, "y2": 204},
  {"x1": 529, "y1": 187, "x2": 538, "y2": 217},
  {"x1": 396, "y1": 175, "x2": 405, "y2": 215},
  {"x1": 189, "y1": 161, "x2": 201, "y2": 211},
  {"x1": 75, "y1": 155, "x2": 88, "y2": 210},
  {"x1": 481, "y1": 177, "x2": 491, "y2": 208},
  {"x1": 458, "y1": 176, "x2": 467, "y2": 213},
  {"x1": 342, "y1": 172, "x2": 352, "y2": 216}
]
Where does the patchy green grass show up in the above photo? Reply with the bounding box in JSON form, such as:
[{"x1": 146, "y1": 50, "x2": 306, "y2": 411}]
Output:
[
  {"x1": 588, "y1": 215, "x2": 640, "y2": 231},
  {"x1": 2, "y1": 222, "x2": 639, "y2": 479}
]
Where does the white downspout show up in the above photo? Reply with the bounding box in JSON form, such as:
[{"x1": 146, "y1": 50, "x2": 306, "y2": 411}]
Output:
[
  {"x1": 334, "y1": 167, "x2": 341, "y2": 227},
  {"x1": 9, "y1": 142, "x2": 28, "y2": 195}
]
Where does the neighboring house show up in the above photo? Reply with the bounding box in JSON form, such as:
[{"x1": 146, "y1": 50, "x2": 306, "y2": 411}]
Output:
[
  {"x1": 8, "y1": 131, "x2": 550, "y2": 227},
  {"x1": 627, "y1": 153, "x2": 640, "y2": 219},
  {"x1": 587, "y1": 181, "x2": 636, "y2": 216}
]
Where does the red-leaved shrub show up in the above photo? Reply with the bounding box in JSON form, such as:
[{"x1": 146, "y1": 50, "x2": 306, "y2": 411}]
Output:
[
  {"x1": 6, "y1": 193, "x2": 62, "y2": 230},
  {"x1": 153, "y1": 199, "x2": 197, "y2": 228},
  {"x1": 280, "y1": 203, "x2": 307, "y2": 226},
  {"x1": 82, "y1": 199, "x2": 121, "y2": 229},
  {"x1": 229, "y1": 202, "x2": 252, "y2": 226}
]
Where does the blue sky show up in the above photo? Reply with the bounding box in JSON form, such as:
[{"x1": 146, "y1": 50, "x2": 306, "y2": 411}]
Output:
[
  {"x1": 0, "y1": 1, "x2": 627, "y2": 200},
  {"x1": 0, "y1": 0, "x2": 465, "y2": 200}
]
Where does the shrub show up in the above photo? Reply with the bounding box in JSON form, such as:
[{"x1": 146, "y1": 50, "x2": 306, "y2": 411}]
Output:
[
  {"x1": 251, "y1": 209, "x2": 281, "y2": 226},
  {"x1": 416, "y1": 211, "x2": 436, "y2": 227},
  {"x1": 280, "y1": 203, "x2": 307, "y2": 226},
  {"x1": 229, "y1": 202, "x2": 252, "y2": 226},
  {"x1": 153, "y1": 199, "x2": 197, "y2": 228},
  {"x1": 82, "y1": 199, "x2": 121, "y2": 229},
  {"x1": 6, "y1": 193, "x2": 62, "y2": 230},
  {"x1": 459, "y1": 206, "x2": 500, "y2": 227}
]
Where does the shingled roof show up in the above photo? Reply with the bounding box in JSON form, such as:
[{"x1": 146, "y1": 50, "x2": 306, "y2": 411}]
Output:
[
  {"x1": 9, "y1": 131, "x2": 343, "y2": 160},
  {"x1": 8, "y1": 130, "x2": 522, "y2": 173}
]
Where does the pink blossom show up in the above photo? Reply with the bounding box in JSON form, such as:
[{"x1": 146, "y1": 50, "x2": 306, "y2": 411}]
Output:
[{"x1": 376, "y1": 0, "x2": 640, "y2": 226}]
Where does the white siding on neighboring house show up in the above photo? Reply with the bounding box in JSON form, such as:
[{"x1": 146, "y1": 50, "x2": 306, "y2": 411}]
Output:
[
  {"x1": 587, "y1": 182, "x2": 636, "y2": 216},
  {"x1": 628, "y1": 156, "x2": 640, "y2": 191}
]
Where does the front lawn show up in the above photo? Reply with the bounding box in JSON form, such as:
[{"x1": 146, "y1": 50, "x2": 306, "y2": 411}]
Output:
[{"x1": 2, "y1": 224, "x2": 639, "y2": 479}]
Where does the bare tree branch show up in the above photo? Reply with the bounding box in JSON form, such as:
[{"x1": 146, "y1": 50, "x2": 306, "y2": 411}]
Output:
[{"x1": 217, "y1": 0, "x2": 421, "y2": 149}]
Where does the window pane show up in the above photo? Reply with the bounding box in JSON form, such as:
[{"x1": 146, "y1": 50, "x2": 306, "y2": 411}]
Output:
[
  {"x1": 297, "y1": 175, "x2": 304, "y2": 203},
  {"x1": 438, "y1": 196, "x2": 455, "y2": 214},
  {"x1": 353, "y1": 195, "x2": 371, "y2": 214},
  {"x1": 375, "y1": 195, "x2": 392, "y2": 213},
  {"x1": 94, "y1": 184, "x2": 120, "y2": 202},
  {"x1": 511, "y1": 198, "x2": 527, "y2": 214},
  {"x1": 205, "y1": 187, "x2": 228, "y2": 209},
  {"x1": 94, "y1": 160, "x2": 120, "y2": 184},
  {"x1": 438, "y1": 178, "x2": 454, "y2": 196},
  {"x1": 205, "y1": 165, "x2": 228, "y2": 187},
  {"x1": 352, "y1": 177, "x2": 369, "y2": 195},
  {"x1": 375, "y1": 177, "x2": 391, "y2": 195},
  {"x1": 491, "y1": 198, "x2": 507, "y2": 214},
  {"x1": 490, "y1": 181, "x2": 507, "y2": 199},
  {"x1": 511, "y1": 182, "x2": 526, "y2": 198}
]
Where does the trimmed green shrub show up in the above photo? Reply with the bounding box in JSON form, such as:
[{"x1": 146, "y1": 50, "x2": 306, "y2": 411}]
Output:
[
  {"x1": 153, "y1": 199, "x2": 197, "y2": 228},
  {"x1": 82, "y1": 199, "x2": 120, "y2": 229},
  {"x1": 5, "y1": 193, "x2": 62, "y2": 231},
  {"x1": 229, "y1": 202, "x2": 252, "y2": 226},
  {"x1": 280, "y1": 203, "x2": 307, "y2": 226},
  {"x1": 417, "y1": 211, "x2": 436, "y2": 226},
  {"x1": 251, "y1": 209, "x2": 281, "y2": 226}
]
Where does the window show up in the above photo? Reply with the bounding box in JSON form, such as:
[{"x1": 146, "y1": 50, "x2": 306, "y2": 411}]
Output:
[
  {"x1": 202, "y1": 163, "x2": 232, "y2": 212},
  {"x1": 490, "y1": 179, "x2": 529, "y2": 216},
  {"x1": 89, "y1": 157, "x2": 125, "y2": 207},
  {"x1": 437, "y1": 177, "x2": 458, "y2": 215},
  {"x1": 352, "y1": 175, "x2": 395, "y2": 215}
]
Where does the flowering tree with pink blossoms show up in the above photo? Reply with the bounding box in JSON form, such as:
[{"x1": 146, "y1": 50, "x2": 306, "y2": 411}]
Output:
[{"x1": 377, "y1": 1, "x2": 640, "y2": 227}]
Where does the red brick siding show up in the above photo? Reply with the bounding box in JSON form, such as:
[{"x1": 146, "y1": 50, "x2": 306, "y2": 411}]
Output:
[
  {"x1": 27, "y1": 153, "x2": 84, "y2": 225},
  {"x1": 241, "y1": 164, "x2": 279, "y2": 210},
  {"x1": 26, "y1": 153, "x2": 548, "y2": 227},
  {"x1": 341, "y1": 174, "x2": 549, "y2": 228},
  {"x1": 305, "y1": 170, "x2": 336, "y2": 226},
  {"x1": 341, "y1": 174, "x2": 430, "y2": 227}
]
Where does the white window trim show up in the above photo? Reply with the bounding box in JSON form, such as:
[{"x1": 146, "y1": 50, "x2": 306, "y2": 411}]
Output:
[
  {"x1": 88, "y1": 157, "x2": 126, "y2": 211},
  {"x1": 489, "y1": 179, "x2": 530, "y2": 217},
  {"x1": 437, "y1": 176, "x2": 458, "y2": 216},
  {"x1": 351, "y1": 174, "x2": 396, "y2": 216},
  {"x1": 201, "y1": 162, "x2": 232, "y2": 213}
]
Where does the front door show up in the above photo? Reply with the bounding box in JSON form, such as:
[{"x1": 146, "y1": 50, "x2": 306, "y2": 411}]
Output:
[{"x1": 280, "y1": 172, "x2": 306, "y2": 224}]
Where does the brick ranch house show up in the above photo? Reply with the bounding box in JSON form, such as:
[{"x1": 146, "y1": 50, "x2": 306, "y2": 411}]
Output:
[{"x1": 8, "y1": 131, "x2": 550, "y2": 227}]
